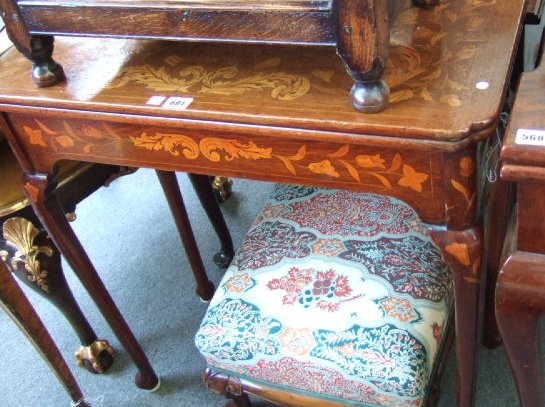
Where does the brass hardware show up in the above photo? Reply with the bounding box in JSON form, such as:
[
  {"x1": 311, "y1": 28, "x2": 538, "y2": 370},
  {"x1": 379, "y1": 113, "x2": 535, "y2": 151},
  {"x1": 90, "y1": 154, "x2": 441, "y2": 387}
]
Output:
[
  {"x1": 211, "y1": 176, "x2": 233, "y2": 202},
  {"x1": 75, "y1": 340, "x2": 115, "y2": 374}
]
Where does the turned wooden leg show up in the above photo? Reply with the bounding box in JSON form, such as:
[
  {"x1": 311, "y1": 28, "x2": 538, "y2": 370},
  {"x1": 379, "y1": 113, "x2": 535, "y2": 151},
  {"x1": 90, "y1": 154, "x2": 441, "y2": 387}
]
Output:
[
  {"x1": 431, "y1": 226, "x2": 483, "y2": 407},
  {"x1": 203, "y1": 368, "x2": 252, "y2": 407},
  {"x1": 0, "y1": 215, "x2": 114, "y2": 374},
  {"x1": 189, "y1": 174, "x2": 234, "y2": 269},
  {"x1": 22, "y1": 172, "x2": 159, "y2": 391},
  {"x1": 333, "y1": 0, "x2": 389, "y2": 113},
  {"x1": 0, "y1": 0, "x2": 64, "y2": 87},
  {"x1": 0, "y1": 260, "x2": 90, "y2": 407},
  {"x1": 496, "y1": 252, "x2": 545, "y2": 407},
  {"x1": 156, "y1": 170, "x2": 215, "y2": 301}
]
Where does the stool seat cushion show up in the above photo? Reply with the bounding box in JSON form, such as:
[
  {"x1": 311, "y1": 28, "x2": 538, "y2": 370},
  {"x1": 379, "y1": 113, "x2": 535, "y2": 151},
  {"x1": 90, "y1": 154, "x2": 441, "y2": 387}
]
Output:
[{"x1": 196, "y1": 185, "x2": 453, "y2": 407}]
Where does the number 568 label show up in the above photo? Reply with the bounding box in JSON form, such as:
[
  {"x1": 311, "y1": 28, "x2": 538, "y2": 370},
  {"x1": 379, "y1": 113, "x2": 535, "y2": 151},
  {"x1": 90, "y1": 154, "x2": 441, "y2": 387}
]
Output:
[{"x1": 515, "y1": 128, "x2": 545, "y2": 147}]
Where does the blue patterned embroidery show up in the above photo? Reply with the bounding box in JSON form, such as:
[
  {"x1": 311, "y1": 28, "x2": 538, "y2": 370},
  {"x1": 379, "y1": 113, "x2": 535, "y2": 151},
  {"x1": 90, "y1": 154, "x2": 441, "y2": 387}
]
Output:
[
  {"x1": 311, "y1": 324, "x2": 428, "y2": 397},
  {"x1": 271, "y1": 184, "x2": 319, "y2": 202},
  {"x1": 233, "y1": 221, "x2": 316, "y2": 271},
  {"x1": 196, "y1": 299, "x2": 283, "y2": 361},
  {"x1": 339, "y1": 236, "x2": 452, "y2": 302}
]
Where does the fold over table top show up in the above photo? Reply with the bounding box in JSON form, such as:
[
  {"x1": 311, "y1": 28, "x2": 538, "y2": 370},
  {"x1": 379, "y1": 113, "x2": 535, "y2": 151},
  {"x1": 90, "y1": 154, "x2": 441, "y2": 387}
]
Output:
[{"x1": 0, "y1": 0, "x2": 524, "y2": 145}]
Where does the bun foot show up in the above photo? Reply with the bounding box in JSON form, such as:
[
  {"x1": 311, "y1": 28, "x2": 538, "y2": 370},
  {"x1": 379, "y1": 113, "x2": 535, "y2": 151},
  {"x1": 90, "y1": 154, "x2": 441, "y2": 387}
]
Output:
[
  {"x1": 75, "y1": 339, "x2": 115, "y2": 374},
  {"x1": 32, "y1": 60, "x2": 65, "y2": 87},
  {"x1": 213, "y1": 249, "x2": 234, "y2": 269},
  {"x1": 351, "y1": 80, "x2": 390, "y2": 114}
]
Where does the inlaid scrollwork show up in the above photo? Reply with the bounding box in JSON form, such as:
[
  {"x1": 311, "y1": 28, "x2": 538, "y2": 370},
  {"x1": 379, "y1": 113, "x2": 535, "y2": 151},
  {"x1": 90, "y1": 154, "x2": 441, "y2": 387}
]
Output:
[{"x1": 2, "y1": 217, "x2": 54, "y2": 292}]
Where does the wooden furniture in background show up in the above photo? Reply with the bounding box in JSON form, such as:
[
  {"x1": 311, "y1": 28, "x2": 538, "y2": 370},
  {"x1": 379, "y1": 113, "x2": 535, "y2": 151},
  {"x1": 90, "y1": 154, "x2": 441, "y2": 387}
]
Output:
[
  {"x1": 0, "y1": 0, "x2": 525, "y2": 404},
  {"x1": 496, "y1": 45, "x2": 545, "y2": 407},
  {"x1": 0, "y1": 259, "x2": 89, "y2": 407},
  {"x1": 481, "y1": 0, "x2": 545, "y2": 349},
  {"x1": 0, "y1": 0, "x2": 440, "y2": 112}
]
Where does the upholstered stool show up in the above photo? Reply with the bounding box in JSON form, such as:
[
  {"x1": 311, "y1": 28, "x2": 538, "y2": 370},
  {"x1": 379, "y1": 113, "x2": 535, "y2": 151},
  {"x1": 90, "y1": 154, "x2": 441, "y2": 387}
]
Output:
[{"x1": 196, "y1": 184, "x2": 454, "y2": 407}]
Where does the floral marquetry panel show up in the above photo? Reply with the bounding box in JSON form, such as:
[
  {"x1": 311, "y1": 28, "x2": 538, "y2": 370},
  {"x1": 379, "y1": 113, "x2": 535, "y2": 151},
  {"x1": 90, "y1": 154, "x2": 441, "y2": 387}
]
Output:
[
  {"x1": 0, "y1": 0, "x2": 524, "y2": 142},
  {"x1": 9, "y1": 115, "x2": 447, "y2": 224}
]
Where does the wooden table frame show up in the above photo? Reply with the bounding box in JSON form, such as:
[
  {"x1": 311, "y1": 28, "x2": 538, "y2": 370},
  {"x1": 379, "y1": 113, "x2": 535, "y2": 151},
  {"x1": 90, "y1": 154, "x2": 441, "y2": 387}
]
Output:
[{"x1": 0, "y1": 102, "x2": 495, "y2": 407}]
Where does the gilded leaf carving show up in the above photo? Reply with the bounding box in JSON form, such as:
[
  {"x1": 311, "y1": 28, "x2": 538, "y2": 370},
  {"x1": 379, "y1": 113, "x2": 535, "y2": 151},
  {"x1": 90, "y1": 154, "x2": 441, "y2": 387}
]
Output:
[{"x1": 3, "y1": 218, "x2": 53, "y2": 293}]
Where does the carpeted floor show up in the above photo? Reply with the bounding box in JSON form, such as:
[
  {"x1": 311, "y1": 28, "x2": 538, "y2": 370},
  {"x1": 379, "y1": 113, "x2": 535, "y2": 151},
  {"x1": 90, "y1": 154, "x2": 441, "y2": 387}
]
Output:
[{"x1": 0, "y1": 169, "x2": 540, "y2": 407}]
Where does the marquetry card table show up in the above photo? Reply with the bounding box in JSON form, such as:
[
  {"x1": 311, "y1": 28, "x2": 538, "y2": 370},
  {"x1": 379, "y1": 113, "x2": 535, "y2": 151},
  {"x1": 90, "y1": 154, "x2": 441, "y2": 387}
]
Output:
[{"x1": 0, "y1": 0, "x2": 525, "y2": 405}]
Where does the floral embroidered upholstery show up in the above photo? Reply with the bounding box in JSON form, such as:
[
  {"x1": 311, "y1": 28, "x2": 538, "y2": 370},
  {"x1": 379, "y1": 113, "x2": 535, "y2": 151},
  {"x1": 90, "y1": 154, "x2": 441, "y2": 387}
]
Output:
[{"x1": 196, "y1": 185, "x2": 453, "y2": 407}]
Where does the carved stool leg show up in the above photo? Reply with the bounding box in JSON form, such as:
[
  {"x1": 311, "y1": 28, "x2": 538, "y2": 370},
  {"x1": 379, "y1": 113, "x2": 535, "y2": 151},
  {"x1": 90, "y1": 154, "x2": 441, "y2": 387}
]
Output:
[
  {"x1": 204, "y1": 368, "x2": 252, "y2": 407},
  {"x1": 156, "y1": 170, "x2": 215, "y2": 301},
  {"x1": 0, "y1": 260, "x2": 89, "y2": 407},
  {"x1": 0, "y1": 216, "x2": 115, "y2": 374},
  {"x1": 22, "y1": 172, "x2": 159, "y2": 390},
  {"x1": 431, "y1": 226, "x2": 483, "y2": 407},
  {"x1": 333, "y1": 0, "x2": 390, "y2": 113},
  {"x1": 0, "y1": 0, "x2": 64, "y2": 87},
  {"x1": 189, "y1": 173, "x2": 235, "y2": 269},
  {"x1": 496, "y1": 253, "x2": 545, "y2": 407}
]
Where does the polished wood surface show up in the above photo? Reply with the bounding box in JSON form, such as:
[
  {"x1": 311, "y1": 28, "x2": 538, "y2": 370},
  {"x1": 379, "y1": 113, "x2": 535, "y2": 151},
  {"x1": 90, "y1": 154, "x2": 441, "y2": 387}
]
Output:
[
  {"x1": 2, "y1": 0, "x2": 396, "y2": 111},
  {"x1": 0, "y1": 0, "x2": 526, "y2": 405},
  {"x1": 0, "y1": 0, "x2": 524, "y2": 140},
  {"x1": 496, "y1": 38, "x2": 545, "y2": 407}
]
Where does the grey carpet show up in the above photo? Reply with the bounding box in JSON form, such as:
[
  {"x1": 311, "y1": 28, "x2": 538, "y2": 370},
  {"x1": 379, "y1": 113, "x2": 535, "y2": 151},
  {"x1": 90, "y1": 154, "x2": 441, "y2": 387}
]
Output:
[{"x1": 0, "y1": 169, "x2": 538, "y2": 406}]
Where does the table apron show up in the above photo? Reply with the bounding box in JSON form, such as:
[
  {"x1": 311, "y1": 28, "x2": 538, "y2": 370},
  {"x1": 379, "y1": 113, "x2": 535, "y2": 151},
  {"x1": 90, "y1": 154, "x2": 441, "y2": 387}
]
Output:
[{"x1": 6, "y1": 113, "x2": 484, "y2": 227}]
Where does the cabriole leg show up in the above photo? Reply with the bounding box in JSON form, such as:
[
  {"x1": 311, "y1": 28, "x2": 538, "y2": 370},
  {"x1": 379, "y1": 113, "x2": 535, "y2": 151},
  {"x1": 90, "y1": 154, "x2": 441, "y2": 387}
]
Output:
[
  {"x1": 189, "y1": 173, "x2": 234, "y2": 269},
  {"x1": 496, "y1": 253, "x2": 545, "y2": 407},
  {"x1": 431, "y1": 226, "x2": 483, "y2": 407},
  {"x1": 156, "y1": 170, "x2": 215, "y2": 301},
  {"x1": 22, "y1": 171, "x2": 159, "y2": 391},
  {"x1": 0, "y1": 216, "x2": 115, "y2": 374},
  {"x1": 0, "y1": 260, "x2": 89, "y2": 406}
]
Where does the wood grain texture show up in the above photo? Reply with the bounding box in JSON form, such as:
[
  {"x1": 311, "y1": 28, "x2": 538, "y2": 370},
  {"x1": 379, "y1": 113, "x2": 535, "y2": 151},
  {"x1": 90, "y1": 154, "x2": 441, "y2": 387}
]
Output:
[{"x1": 21, "y1": 7, "x2": 334, "y2": 44}]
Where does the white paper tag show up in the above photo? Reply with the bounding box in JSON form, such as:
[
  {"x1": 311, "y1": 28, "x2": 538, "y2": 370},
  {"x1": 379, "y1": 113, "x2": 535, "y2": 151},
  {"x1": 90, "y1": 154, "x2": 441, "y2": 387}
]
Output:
[
  {"x1": 162, "y1": 97, "x2": 193, "y2": 110},
  {"x1": 146, "y1": 96, "x2": 166, "y2": 106},
  {"x1": 515, "y1": 128, "x2": 545, "y2": 147}
]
